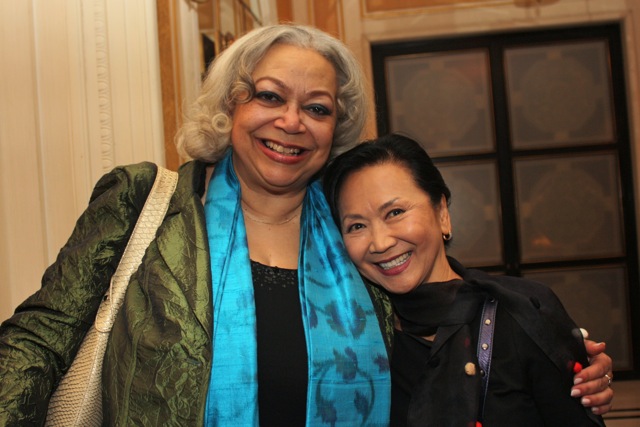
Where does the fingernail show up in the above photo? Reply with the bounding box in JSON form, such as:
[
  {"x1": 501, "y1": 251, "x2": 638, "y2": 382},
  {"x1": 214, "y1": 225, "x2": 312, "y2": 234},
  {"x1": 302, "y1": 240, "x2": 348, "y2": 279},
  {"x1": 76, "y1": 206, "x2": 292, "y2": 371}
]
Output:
[
  {"x1": 574, "y1": 377, "x2": 583, "y2": 385},
  {"x1": 592, "y1": 407, "x2": 600, "y2": 414},
  {"x1": 571, "y1": 388, "x2": 581, "y2": 397},
  {"x1": 581, "y1": 397, "x2": 591, "y2": 406}
]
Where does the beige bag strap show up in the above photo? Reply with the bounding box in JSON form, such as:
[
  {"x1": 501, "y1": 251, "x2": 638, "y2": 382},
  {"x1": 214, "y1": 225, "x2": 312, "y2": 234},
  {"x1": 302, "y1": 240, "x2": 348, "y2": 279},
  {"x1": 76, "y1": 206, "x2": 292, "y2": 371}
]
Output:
[
  {"x1": 45, "y1": 166, "x2": 178, "y2": 427},
  {"x1": 95, "y1": 166, "x2": 178, "y2": 330}
]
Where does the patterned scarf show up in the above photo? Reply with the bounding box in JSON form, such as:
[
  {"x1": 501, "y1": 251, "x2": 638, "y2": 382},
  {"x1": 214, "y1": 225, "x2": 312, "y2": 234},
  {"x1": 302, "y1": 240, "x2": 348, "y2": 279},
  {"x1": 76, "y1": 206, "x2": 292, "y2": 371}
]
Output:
[{"x1": 203, "y1": 150, "x2": 390, "y2": 426}]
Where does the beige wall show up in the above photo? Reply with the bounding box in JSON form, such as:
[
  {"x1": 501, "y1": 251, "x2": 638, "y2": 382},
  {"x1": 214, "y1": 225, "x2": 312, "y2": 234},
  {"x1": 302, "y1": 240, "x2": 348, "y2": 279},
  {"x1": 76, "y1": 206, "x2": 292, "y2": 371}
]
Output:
[{"x1": 0, "y1": 0, "x2": 171, "y2": 320}]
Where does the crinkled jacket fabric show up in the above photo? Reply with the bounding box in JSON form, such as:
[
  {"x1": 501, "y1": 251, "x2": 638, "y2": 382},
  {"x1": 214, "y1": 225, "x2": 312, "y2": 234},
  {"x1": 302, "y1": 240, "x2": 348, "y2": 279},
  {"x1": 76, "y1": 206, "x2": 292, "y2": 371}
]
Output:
[{"x1": 0, "y1": 161, "x2": 214, "y2": 426}]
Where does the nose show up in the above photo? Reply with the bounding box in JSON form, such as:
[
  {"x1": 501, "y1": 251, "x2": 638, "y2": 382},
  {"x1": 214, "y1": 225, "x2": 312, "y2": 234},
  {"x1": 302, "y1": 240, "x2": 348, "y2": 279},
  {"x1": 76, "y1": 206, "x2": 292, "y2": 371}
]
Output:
[
  {"x1": 368, "y1": 223, "x2": 395, "y2": 254},
  {"x1": 275, "y1": 104, "x2": 305, "y2": 134}
]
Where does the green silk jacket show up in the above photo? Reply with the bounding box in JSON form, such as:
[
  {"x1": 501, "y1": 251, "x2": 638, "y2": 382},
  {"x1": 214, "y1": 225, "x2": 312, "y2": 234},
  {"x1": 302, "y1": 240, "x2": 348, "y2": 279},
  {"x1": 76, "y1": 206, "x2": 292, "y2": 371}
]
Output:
[
  {"x1": 0, "y1": 160, "x2": 395, "y2": 426},
  {"x1": 0, "y1": 161, "x2": 213, "y2": 425}
]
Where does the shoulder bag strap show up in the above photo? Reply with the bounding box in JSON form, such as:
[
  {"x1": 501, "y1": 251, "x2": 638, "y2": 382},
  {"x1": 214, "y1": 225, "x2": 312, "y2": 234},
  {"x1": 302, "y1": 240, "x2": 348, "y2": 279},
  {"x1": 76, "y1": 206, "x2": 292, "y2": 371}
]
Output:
[
  {"x1": 95, "y1": 166, "x2": 178, "y2": 329},
  {"x1": 45, "y1": 166, "x2": 178, "y2": 427},
  {"x1": 477, "y1": 296, "x2": 498, "y2": 423}
]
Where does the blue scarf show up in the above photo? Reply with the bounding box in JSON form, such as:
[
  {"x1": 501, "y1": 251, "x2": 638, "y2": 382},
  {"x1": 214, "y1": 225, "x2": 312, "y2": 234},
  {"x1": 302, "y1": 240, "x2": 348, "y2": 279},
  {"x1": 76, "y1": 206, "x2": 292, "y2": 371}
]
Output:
[{"x1": 203, "y1": 150, "x2": 390, "y2": 426}]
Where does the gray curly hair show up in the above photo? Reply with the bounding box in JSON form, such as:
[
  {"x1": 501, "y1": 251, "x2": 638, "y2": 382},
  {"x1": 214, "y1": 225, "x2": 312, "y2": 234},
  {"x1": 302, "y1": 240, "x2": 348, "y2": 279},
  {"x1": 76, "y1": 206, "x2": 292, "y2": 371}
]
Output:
[{"x1": 175, "y1": 24, "x2": 370, "y2": 163}]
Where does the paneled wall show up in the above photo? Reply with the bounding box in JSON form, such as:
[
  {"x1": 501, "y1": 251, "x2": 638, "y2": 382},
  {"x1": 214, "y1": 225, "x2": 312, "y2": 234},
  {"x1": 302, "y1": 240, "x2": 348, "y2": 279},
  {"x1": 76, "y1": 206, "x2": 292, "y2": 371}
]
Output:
[
  {"x1": 307, "y1": 0, "x2": 640, "y2": 424},
  {"x1": 0, "y1": 0, "x2": 170, "y2": 320}
]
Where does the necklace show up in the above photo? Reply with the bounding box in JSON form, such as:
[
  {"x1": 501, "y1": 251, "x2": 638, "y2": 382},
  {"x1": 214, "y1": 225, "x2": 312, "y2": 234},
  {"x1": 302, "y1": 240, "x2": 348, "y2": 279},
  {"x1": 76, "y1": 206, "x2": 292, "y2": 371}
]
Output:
[{"x1": 242, "y1": 207, "x2": 300, "y2": 225}]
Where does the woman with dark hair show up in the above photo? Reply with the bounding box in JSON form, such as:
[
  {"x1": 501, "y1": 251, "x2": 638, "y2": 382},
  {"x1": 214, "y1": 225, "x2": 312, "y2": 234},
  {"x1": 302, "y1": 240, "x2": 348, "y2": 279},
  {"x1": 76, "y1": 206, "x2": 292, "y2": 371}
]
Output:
[{"x1": 324, "y1": 133, "x2": 610, "y2": 426}]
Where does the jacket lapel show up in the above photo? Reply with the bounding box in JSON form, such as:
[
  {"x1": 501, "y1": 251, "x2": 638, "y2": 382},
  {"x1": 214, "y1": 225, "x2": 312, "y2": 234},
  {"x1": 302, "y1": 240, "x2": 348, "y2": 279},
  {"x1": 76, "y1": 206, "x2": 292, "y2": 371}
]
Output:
[{"x1": 156, "y1": 161, "x2": 213, "y2": 340}]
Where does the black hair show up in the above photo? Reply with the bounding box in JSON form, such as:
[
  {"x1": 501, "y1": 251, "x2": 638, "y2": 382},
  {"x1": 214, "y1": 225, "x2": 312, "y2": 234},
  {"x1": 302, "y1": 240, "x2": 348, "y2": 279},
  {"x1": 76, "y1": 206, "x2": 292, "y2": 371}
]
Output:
[{"x1": 323, "y1": 133, "x2": 452, "y2": 228}]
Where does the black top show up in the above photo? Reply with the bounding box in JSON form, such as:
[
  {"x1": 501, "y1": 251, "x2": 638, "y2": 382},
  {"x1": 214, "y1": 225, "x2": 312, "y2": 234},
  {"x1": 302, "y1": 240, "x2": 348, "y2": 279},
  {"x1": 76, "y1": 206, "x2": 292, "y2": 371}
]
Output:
[
  {"x1": 390, "y1": 329, "x2": 434, "y2": 426},
  {"x1": 388, "y1": 277, "x2": 604, "y2": 426},
  {"x1": 251, "y1": 261, "x2": 308, "y2": 426}
]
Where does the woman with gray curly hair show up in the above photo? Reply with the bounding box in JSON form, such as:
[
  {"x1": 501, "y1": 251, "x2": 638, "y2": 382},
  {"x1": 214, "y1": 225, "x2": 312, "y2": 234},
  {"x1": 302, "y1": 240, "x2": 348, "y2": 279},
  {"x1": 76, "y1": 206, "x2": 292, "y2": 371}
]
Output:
[
  {"x1": 0, "y1": 23, "x2": 390, "y2": 426},
  {"x1": 176, "y1": 23, "x2": 368, "y2": 163}
]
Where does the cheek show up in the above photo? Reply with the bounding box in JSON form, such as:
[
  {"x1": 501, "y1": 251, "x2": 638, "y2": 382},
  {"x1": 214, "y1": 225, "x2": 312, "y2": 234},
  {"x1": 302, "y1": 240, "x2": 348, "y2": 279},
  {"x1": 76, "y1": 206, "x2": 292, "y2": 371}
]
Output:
[
  {"x1": 230, "y1": 111, "x2": 247, "y2": 138},
  {"x1": 314, "y1": 122, "x2": 337, "y2": 148},
  {"x1": 232, "y1": 103, "x2": 265, "y2": 131},
  {"x1": 344, "y1": 238, "x2": 364, "y2": 265},
  {"x1": 407, "y1": 221, "x2": 441, "y2": 246},
  {"x1": 343, "y1": 239, "x2": 358, "y2": 261}
]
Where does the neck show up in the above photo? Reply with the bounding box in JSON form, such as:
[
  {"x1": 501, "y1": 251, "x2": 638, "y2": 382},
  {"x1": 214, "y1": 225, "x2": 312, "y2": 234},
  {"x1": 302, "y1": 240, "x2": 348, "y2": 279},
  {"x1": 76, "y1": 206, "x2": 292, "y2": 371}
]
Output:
[
  {"x1": 241, "y1": 201, "x2": 302, "y2": 226},
  {"x1": 390, "y1": 279, "x2": 482, "y2": 338},
  {"x1": 238, "y1": 177, "x2": 307, "y2": 227},
  {"x1": 240, "y1": 190, "x2": 305, "y2": 226}
]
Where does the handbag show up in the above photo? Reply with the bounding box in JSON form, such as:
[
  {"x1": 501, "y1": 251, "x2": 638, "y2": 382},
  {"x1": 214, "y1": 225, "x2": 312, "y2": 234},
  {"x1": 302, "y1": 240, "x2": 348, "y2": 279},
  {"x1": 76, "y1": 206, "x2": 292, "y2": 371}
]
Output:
[{"x1": 45, "y1": 166, "x2": 178, "y2": 427}]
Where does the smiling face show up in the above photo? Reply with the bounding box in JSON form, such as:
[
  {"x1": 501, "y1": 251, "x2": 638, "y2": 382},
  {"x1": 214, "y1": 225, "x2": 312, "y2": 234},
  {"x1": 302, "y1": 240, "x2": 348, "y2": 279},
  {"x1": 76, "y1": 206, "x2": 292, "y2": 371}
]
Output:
[
  {"x1": 338, "y1": 162, "x2": 456, "y2": 294},
  {"x1": 230, "y1": 43, "x2": 338, "y2": 195}
]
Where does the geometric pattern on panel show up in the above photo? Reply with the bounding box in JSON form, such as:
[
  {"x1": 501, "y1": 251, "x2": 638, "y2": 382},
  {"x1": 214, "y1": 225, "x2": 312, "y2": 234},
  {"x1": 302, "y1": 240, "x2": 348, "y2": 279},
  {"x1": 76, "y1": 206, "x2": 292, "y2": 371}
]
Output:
[
  {"x1": 515, "y1": 153, "x2": 623, "y2": 262},
  {"x1": 505, "y1": 41, "x2": 614, "y2": 149},
  {"x1": 386, "y1": 50, "x2": 495, "y2": 156}
]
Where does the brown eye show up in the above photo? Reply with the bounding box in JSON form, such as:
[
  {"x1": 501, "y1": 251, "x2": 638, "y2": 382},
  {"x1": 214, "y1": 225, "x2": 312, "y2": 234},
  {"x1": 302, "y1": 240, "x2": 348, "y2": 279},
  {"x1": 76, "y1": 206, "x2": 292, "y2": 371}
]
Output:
[
  {"x1": 345, "y1": 223, "x2": 365, "y2": 233},
  {"x1": 305, "y1": 104, "x2": 331, "y2": 116},
  {"x1": 387, "y1": 208, "x2": 404, "y2": 219},
  {"x1": 255, "y1": 91, "x2": 283, "y2": 104}
]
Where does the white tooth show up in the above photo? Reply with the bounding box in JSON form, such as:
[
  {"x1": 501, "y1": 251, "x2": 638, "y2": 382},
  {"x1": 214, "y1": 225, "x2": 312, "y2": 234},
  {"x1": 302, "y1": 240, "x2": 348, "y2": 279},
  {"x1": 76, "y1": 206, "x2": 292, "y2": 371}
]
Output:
[
  {"x1": 379, "y1": 253, "x2": 410, "y2": 270},
  {"x1": 265, "y1": 141, "x2": 301, "y2": 155}
]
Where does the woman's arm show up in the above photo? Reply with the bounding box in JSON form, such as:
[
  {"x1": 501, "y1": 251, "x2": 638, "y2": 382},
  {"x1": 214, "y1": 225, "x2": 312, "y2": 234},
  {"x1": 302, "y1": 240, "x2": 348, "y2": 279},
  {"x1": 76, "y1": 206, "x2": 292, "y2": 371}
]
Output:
[
  {"x1": 0, "y1": 163, "x2": 157, "y2": 424},
  {"x1": 485, "y1": 309, "x2": 606, "y2": 427},
  {"x1": 573, "y1": 340, "x2": 614, "y2": 415}
]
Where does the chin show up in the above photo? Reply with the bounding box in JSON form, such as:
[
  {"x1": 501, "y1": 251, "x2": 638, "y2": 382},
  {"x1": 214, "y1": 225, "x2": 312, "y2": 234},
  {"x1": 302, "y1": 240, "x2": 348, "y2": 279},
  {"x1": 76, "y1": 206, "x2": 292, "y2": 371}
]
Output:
[{"x1": 377, "y1": 283, "x2": 413, "y2": 295}]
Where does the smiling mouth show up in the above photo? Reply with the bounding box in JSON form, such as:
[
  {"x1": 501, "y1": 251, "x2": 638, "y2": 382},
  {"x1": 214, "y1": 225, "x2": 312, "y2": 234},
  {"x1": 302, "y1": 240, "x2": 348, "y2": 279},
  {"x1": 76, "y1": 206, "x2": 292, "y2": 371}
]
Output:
[
  {"x1": 378, "y1": 252, "x2": 411, "y2": 270},
  {"x1": 263, "y1": 140, "x2": 302, "y2": 156}
]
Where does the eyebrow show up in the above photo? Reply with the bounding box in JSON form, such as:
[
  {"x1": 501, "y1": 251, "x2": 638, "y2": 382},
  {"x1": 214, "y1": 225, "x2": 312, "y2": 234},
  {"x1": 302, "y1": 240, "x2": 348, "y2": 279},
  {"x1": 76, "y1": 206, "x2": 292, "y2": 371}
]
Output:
[
  {"x1": 378, "y1": 198, "x2": 400, "y2": 213},
  {"x1": 255, "y1": 76, "x2": 286, "y2": 90},
  {"x1": 340, "y1": 212, "x2": 363, "y2": 225},
  {"x1": 254, "y1": 76, "x2": 335, "y2": 100}
]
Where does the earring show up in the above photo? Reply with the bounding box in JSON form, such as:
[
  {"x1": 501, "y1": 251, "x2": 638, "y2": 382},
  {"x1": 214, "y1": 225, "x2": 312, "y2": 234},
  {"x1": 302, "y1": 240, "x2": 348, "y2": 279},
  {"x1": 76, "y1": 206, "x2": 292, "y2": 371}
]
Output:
[{"x1": 443, "y1": 232, "x2": 453, "y2": 241}]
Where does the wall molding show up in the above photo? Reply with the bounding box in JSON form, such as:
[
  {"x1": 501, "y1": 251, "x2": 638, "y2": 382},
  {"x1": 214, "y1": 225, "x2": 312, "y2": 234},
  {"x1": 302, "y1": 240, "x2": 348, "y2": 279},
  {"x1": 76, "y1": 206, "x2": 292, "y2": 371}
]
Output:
[
  {"x1": 93, "y1": 0, "x2": 116, "y2": 172},
  {"x1": 0, "y1": 0, "x2": 164, "y2": 321}
]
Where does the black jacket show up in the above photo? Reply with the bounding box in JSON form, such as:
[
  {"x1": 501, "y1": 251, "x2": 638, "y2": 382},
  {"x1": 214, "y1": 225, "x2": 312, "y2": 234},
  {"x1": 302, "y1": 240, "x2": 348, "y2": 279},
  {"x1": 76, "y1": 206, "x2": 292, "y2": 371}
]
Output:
[{"x1": 391, "y1": 257, "x2": 606, "y2": 426}]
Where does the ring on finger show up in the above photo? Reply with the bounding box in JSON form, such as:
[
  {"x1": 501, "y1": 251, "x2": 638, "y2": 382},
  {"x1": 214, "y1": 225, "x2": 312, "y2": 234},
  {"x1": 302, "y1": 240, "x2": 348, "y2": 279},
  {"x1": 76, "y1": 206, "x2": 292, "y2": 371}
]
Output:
[{"x1": 604, "y1": 373, "x2": 612, "y2": 387}]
